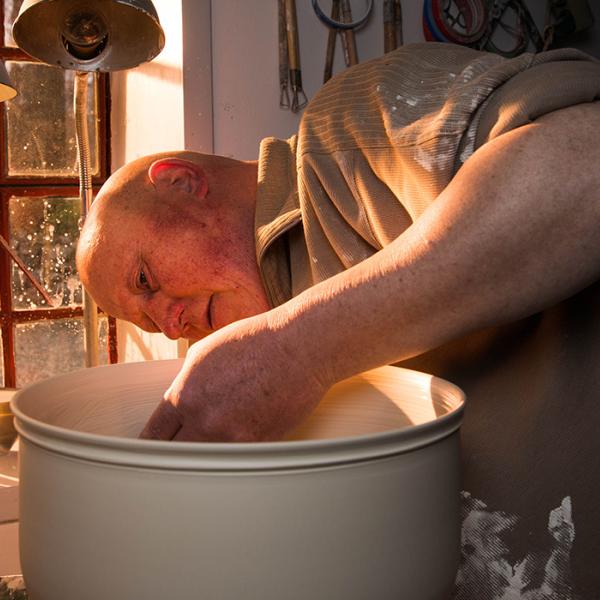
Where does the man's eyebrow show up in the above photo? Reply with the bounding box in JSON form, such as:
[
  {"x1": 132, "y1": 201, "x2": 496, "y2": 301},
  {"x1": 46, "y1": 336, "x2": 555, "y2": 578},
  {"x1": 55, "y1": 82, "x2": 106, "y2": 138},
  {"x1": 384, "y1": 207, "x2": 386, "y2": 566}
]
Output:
[{"x1": 123, "y1": 255, "x2": 145, "y2": 297}]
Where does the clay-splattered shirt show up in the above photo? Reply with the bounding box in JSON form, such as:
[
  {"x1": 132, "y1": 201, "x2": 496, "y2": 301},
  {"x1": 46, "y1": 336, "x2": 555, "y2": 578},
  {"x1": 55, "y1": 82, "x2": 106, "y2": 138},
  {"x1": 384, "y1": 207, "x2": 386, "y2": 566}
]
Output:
[{"x1": 256, "y1": 42, "x2": 600, "y2": 600}]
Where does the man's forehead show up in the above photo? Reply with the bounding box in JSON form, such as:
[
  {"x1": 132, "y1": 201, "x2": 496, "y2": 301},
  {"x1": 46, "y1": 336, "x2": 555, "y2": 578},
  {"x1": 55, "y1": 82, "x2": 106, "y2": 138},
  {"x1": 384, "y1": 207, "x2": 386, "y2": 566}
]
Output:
[
  {"x1": 80, "y1": 226, "x2": 141, "y2": 318},
  {"x1": 91, "y1": 192, "x2": 147, "y2": 225},
  {"x1": 89, "y1": 270, "x2": 140, "y2": 324}
]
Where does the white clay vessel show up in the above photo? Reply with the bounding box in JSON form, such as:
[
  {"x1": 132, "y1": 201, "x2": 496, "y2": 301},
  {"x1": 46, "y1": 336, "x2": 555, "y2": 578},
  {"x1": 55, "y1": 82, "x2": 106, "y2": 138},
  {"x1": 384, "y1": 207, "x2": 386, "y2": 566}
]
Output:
[{"x1": 12, "y1": 359, "x2": 465, "y2": 600}]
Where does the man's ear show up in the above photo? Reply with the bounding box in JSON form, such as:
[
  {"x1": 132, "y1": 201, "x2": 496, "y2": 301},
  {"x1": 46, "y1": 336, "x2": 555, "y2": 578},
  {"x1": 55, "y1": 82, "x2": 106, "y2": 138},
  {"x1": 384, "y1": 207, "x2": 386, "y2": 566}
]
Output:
[{"x1": 148, "y1": 158, "x2": 208, "y2": 199}]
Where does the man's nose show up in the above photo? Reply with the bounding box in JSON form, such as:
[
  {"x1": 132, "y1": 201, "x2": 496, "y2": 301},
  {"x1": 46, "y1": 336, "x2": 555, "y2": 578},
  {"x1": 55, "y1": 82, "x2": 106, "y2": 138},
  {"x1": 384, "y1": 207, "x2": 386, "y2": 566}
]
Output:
[{"x1": 144, "y1": 296, "x2": 184, "y2": 339}]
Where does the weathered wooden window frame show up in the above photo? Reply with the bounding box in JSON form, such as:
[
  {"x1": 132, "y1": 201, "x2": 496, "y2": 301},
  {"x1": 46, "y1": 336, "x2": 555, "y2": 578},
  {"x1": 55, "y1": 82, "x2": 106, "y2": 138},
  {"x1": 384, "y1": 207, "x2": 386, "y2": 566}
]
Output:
[{"x1": 0, "y1": 8, "x2": 116, "y2": 388}]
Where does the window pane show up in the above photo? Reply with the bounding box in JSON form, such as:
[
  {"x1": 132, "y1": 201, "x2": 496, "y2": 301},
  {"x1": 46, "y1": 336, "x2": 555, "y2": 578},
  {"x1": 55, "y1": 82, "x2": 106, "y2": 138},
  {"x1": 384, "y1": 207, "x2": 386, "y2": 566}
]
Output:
[
  {"x1": 9, "y1": 195, "x2": 82, "y2": 310},
  {"x1": 5, "y1": 61, "x2": 99, "y2": 177},
  {"x1": 15, "y1": 317, "x2": 109, "y2": 387},
  {"x1": 3, "y1": 0, "x2": 23, "y2": 47}
]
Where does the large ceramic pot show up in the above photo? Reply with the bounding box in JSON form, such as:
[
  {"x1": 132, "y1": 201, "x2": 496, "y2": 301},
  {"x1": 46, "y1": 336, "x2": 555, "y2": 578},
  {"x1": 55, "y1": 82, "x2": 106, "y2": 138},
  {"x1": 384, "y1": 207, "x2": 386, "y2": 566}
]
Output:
[{"x1": 11, "y1": 360, "x2": 465, "y2": 600}]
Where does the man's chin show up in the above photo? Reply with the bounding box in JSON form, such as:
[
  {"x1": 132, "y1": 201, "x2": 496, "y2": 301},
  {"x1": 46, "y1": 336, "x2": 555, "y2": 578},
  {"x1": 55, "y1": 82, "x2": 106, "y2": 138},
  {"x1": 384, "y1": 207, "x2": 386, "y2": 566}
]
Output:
[{"x1": 184, "y1": 329, "x2": 211, "y2": 344}]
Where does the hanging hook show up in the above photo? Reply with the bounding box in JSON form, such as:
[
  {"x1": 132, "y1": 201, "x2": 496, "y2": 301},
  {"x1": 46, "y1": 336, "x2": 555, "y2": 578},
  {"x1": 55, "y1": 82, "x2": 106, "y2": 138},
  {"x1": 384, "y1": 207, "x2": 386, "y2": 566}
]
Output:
[
  {"x1": 278, "y1": 0, "x2": 290, "y2": 109},
  {"x1": 312, "y1": 0, "x2": 373, "y2": 30}
]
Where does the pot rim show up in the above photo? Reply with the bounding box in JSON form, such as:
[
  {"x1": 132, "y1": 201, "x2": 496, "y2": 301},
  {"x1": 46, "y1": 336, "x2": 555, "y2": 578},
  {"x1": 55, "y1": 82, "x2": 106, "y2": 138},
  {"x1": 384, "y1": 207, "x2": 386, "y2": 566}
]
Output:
[{"x1": 11, "y1": 361, "x2": 465, "y2": 472}]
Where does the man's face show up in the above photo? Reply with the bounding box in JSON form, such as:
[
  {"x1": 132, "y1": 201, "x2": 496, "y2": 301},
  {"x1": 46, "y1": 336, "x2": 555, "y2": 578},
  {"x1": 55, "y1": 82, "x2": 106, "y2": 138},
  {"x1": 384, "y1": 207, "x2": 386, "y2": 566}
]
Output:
[{"x1": 78, "y1": 191, "x2": 270, "y2": 341}]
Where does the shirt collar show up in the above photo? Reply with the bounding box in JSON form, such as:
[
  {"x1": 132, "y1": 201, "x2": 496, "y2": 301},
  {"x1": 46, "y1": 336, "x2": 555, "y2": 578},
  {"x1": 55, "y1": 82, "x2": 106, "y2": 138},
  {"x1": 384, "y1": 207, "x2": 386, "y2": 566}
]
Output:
[{"x1": 255, "y1": 135, "x2": 302, "y2": 306}]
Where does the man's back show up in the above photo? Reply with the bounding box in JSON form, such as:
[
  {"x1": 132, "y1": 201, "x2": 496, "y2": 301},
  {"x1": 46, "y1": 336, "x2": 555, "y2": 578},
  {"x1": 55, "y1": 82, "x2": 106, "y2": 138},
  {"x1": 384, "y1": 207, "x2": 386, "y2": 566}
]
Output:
[{"x1": 256, "y1": 43, "x2": 600, "y2": 599}]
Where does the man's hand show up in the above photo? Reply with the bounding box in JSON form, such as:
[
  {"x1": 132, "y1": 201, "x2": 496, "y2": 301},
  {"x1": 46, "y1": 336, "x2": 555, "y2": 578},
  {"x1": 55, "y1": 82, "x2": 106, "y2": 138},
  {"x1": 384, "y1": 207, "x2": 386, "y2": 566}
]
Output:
[{"x1": 139, "y1": 313, "x2": 330, "y2": 442}]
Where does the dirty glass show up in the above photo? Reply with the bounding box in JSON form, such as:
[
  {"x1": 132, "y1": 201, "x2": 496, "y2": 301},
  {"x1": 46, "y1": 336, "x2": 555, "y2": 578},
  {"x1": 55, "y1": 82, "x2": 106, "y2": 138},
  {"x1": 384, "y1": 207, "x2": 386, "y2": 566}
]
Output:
[
  {"x1": 15, "y1": 317, "x2": 109, "y2": 387},
  {"x1": 4, "y1": 60, "x2": 98, "y2": 177},
  {"x1": 9, "y1": 195, "x2": 82, "y2": 310},
  {"x1": 3, "y1": 0, "x2": 23, "y2": 47}
]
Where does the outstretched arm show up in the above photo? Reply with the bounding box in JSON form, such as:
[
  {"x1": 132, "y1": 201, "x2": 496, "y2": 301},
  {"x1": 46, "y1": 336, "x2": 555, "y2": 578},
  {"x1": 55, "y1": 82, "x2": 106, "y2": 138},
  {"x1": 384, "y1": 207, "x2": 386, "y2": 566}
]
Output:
[{"x1": 141, "y1": 102, "x2": 600, "y2": 442}]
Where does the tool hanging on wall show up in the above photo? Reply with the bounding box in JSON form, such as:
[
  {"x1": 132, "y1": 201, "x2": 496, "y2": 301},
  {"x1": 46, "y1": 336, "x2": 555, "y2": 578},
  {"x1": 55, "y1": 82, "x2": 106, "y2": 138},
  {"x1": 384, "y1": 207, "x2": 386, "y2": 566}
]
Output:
[
  {"x1": 313, "y1": 0, "x2": 373, "y2": 83},
  {"x1": 422, "y1": 0, "x2": 592, "y2": 58},
  {"x1": 340, "y1": 0, "x2": 360, "y2": 67},
  {"x1": 477, "y1": 0, "x2": 543, "y2": 56},
  {"x1": 542, "y1": 0, "x2": 594, "y2": 50},
  {"x1": 281, "y1": 0, "x2": 308, "y2": 113},
  {"x1": 422, "y1": 0, "x2": 488, "y2": 47},
  {"x1": 323, "y1": 0, "x2": 341, "y2": 83},
  {"x1": 384, "y1": 0, "x2": 403, "y2": 53},
  {"x1": 278, "y1": 0, "x2": 290, "y2": 109}
]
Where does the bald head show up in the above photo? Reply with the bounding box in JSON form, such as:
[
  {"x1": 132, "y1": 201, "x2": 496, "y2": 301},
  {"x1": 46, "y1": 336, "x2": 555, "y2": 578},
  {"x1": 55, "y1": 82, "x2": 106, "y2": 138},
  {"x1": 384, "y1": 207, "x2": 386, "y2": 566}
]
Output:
[
  {"x1": 75, "y1": 151, "x2": 268, "y2": 339},
  {"x1": 76, "y1": 151, "x2": 180, "y2": 298},
  {"x1": 81, "y1": 150, "x2": 211, "y2": 231}
]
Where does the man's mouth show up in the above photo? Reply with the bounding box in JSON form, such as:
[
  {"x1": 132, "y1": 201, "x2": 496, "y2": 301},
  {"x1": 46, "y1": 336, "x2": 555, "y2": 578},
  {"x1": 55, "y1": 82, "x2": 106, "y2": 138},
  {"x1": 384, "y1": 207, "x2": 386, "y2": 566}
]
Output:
[
  {"x1": 177, "y1": 294, "x2": 216, "y2": 340},
  {"x1": 175, "y1": 305, "x2": 187, "y2": 336},
  {"x1": 206, "y1": 293, "x2": 215, "y2": 331}
]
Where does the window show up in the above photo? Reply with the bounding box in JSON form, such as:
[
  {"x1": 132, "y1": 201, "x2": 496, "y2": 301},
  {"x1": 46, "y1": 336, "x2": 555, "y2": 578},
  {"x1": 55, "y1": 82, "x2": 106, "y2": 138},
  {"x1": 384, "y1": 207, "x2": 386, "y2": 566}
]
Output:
[{"x1": 0, "y1": 0, "x2": 116, "y2": 388}]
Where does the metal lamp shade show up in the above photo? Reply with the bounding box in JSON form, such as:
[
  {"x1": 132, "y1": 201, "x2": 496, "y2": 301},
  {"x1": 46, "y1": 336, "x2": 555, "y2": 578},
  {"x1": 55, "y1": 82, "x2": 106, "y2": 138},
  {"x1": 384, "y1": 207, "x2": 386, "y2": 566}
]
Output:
[
  {"x1": 0, "y1": 60, "x2": 17, "y2": 101},
  {"x1": 12, "y1": 0, "x2": 165, "y2": 72}
]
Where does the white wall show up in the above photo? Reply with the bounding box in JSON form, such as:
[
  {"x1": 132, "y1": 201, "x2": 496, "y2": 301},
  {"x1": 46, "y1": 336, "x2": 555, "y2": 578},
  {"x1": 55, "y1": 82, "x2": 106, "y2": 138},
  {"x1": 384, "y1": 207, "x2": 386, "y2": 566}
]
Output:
[
  {"x1": 182, "y1": 0, "x2": 213, "y2": 153},
  {"x1": 111, "y1": 0, "x2": 185, "y2": 164},
  {"x1": 209, "y1": 0, "x2": 426, "y2": 160}
]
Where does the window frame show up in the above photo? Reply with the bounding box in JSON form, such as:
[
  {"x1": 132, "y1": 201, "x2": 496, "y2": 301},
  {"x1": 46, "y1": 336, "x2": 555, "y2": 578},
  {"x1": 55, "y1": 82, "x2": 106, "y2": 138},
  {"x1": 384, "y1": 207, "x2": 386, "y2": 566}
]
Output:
[{"x1": 0, "y1": 7, "x2": 116, "y2": 388}]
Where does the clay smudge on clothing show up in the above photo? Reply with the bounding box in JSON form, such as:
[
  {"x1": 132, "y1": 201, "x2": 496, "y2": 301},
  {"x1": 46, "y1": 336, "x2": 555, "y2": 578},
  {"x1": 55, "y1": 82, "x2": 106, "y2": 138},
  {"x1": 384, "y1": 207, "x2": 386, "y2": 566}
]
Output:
[{"x1": 453, "y1": 493, "x2": 578, "y2": 600}]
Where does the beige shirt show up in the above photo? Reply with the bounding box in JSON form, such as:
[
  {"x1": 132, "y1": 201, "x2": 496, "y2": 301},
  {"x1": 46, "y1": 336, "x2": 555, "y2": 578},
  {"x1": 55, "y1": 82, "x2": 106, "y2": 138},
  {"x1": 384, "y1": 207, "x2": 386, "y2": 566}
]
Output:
[
  {"x1": 256, "y1": 42, "x2": 600, "y2": 305},
  {"x1": 255, "y1": 43, "x2": 600, "y2": 598}
]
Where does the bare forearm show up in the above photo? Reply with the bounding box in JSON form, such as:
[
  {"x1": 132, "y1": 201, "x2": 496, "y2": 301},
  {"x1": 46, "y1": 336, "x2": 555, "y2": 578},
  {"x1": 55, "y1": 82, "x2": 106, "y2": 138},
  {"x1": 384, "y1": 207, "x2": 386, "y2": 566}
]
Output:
[{"x1": 269, "y1": 104, "x2": 600, "y2": 385}]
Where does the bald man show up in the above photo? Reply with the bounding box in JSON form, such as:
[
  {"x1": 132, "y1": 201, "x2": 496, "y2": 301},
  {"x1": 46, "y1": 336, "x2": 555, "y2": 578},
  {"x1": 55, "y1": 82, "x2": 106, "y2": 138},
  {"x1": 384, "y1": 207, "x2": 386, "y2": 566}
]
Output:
[{"x1": 78, "y1": 43, "x2": 600, "y2": 596}]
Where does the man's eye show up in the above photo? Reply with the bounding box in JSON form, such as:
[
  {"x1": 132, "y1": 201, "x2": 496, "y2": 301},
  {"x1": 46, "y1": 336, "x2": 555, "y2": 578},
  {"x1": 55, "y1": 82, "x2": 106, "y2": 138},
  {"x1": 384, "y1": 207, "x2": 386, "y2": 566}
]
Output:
[{"x1": 138, "y1": 269, "x2": 150, "y2": 289}]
